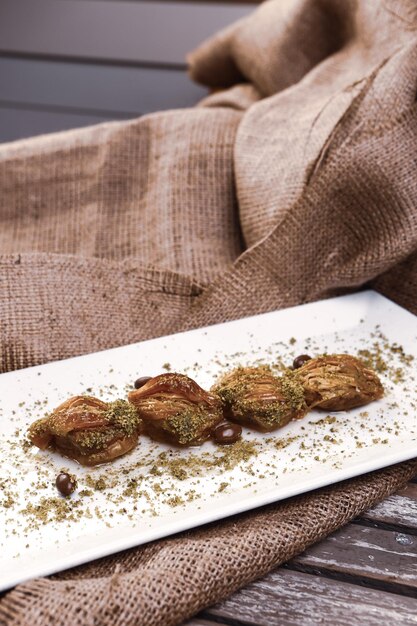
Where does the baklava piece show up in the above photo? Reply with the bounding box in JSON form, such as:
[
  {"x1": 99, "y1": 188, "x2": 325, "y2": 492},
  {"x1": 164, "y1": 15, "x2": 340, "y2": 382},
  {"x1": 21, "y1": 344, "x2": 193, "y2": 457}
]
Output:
[
  {"x1": 128, "y1": 373, "x2": 223, "y2": 446},
  {"x1": 28, "y1": 395, "x2": 142, "y2": 466},
  {"x1": 212, "y1": 366, "x2": 308, "y2": 432},
  {"x1": 295, "y1": 354, "x2": 384, "y2": 411}
]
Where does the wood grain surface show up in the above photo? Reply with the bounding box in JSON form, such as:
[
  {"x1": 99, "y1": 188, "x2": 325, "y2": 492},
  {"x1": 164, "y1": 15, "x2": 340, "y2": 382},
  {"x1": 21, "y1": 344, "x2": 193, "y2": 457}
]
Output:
[
  {"x1": 185, "y1": 477, "x2": 417, "y2": 626},
  {"x1": 205, "y1": 569, "x2": 417, "y2": 626},
  {"x1": 362, "y1": 483, "x2": 417, "y2": 531}
]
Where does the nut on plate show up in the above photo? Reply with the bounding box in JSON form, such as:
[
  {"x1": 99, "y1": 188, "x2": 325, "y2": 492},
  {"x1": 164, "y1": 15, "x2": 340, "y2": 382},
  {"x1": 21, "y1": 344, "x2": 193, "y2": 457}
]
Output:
[
  {"x1": 128, "y1": 373, "x2": 223, "y2": 446},
  {"x1": 294, "y1": 354, "x2": 384, "y2": 411},
  {"x1": 211, "y1": 365, "x2": 308, "y2": 432},
  {"x1": 28, "y1": 396, "x2": 142, "y2": 466}
]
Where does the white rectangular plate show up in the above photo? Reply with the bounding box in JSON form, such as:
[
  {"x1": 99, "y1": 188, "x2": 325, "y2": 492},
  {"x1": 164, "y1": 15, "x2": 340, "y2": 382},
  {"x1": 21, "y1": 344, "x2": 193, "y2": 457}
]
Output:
[{"x1": 1, "y1": 290, "x2": 416, "y2": 591}]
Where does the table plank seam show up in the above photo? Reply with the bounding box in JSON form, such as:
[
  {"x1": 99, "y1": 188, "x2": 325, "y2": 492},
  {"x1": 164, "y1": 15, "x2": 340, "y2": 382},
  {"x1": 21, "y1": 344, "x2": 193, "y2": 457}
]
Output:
[
  {"x1": 283, "y1": 563, "x2": 417, "y2": 599},
  {"x1": 199, "y1": 611, "x2": 257, "y2": 626},
  {"x1": 352, "y1": 518, "x2": 417, "y2": 536}
]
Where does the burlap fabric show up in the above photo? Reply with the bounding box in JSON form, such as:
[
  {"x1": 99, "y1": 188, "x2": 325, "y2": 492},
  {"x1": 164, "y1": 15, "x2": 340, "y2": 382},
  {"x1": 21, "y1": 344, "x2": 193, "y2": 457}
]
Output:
[{"x1": 1, "y1": 0, "x2": 417, "y2": 623}]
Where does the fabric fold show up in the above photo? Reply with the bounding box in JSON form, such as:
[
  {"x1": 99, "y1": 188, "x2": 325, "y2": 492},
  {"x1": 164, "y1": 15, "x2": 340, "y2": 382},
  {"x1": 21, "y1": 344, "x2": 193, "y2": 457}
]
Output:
[{"x1": 1, "y1": 0, "x2": 417, "y2": 624}]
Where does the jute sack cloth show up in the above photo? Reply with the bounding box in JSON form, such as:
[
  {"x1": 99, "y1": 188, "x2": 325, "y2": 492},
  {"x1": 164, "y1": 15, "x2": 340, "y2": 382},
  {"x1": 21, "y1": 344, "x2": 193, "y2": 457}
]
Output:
[{"x1": 1, "y1": 0, "x2": 417, "y2": 623}]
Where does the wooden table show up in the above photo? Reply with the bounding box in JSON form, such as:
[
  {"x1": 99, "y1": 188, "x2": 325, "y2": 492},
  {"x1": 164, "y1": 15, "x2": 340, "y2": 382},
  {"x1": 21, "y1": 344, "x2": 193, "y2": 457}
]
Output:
[{"x1": 186, "y1": 477, "x2": 417, "y2": 625}]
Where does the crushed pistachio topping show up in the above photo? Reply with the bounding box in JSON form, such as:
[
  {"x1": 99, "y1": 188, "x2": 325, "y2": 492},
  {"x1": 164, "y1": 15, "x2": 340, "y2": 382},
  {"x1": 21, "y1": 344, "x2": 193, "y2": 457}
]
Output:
[
  {"x1": 156, "y1": 439, "x2": 259, "y2": 477},
  {"x1": 166, "y1": 408, "x2": 217, "y2": 445},
  {"x1": 214, "y1": 366, "x2": 306, "y2": 427},
  {"x1": 280, "y1": 372, "x2": 307, "y2": 410},
  {"x1": 72, "y1": 427, "x2": 121, "y2": 451},
  {"x1": 67, "y1": 400, "x2": 141, "y2": 451},
  {"x1": 1, "y1": 323, "x2": 415, "y2": 556},
  {"x1": 104, "y1": 400, "x2": 141, "y2": 436}
]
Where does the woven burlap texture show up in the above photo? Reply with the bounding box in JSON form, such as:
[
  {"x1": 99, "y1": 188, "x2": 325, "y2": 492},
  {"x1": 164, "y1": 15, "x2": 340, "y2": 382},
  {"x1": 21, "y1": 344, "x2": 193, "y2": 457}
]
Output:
[{"x1": 1, "y1": 0, "x2": 417, "y2": 624}]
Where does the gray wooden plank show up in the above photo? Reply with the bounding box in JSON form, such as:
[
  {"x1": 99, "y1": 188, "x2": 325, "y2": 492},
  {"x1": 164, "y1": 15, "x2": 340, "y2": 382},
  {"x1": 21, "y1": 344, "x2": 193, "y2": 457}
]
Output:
[
  {"x1": 290, "y1": 524, "x2": 417, "y2": 593},
  {"x1": 0, "y1": 57, "x2": 206, "y2": 115},
  {"x1": 0, "y1": 0, "x2": 254, "y2": 66},
  {"x1": 0, "y1": 106, "x2": 123, "y2": 143},
  {"x1": 183, "y1": 617, "x2": 229, "y2": 626},
  {"x1": 360, "y1": 483, "x2": 417, "y2": 531},
  {"x1": 205, "y1": 568, "x2": 417, "y2": 626}
]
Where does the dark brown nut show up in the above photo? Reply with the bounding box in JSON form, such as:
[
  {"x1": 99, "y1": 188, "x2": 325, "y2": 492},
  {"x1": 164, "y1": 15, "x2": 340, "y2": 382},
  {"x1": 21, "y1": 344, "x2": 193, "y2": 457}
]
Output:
[
  {"x1": 128, "y1": 373, "x2": 223, "y2": 446},
  {"x1": 211, "y1": 366, "x2": 308, "y2": 432},
  {"x1": 213, "y1": 421, "x2": 242, "y2": 445},
  {"x1": 28, "y1": 396, "x2": 142, "y2": 466},
  {"x1": 292, "y1": 354, "x2": 312, "y2": 369},
  {"x1": 56, "y1": 472, "x2": 77, "y2": 497},
  {"x1": 295, "y1": 354, "x2": 384, "y2": 411},
  {"x1": 134, "y1": 376, "x2": 152, "y2": 389}
]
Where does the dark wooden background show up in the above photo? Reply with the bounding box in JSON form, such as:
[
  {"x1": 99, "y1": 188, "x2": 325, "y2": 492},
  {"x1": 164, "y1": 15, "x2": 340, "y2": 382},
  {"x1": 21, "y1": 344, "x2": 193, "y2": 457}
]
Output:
[
  {"x1": 0, "y1": 0, "x2": 258, "y2": 143},
  {"x1": 186, "y1": 478, "x2": 417, "y2": 625}
]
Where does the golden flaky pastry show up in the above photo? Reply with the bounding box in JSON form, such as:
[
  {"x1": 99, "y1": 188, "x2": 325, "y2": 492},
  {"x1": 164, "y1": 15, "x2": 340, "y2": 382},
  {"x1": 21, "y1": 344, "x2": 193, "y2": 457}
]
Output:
[
  {"x1": 295, "y1": 354, "x2": 384, "y2": 411},
  {"x1": 28, "y1": 396, "x2": 142, "y2": 466},
  {"x1": 128, "y1": 373, "x2": 223, "y2": 445},
  {"x1": 212, "y1": 366, "x2": 308, "y2": 432}
]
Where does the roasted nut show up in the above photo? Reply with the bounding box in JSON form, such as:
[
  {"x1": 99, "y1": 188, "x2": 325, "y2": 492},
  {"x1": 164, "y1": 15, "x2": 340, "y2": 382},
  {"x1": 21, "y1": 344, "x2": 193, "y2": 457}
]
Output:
[
  {"x1": 56, "y1": 472, "x2": 77, "y2": 497},
  {"x1": 211, "y1": 366, "x2": 308, "y2": 432},
  {"x1": 28, "y1": 396, "x2": 142, "y2": 466},
  {"x1": 213, "y1": 421, "x2": 242, "y2": 445},
  {"x1": 128, "y1": 373, "x2": 223, "y2": 446},
  {"x1": 295, "y1": 354, "x2": 384, "y2": 411},
  {"x1": 134, "y1": 376, "x2": 152, "y2": 389},
  {"x1": 292, "y1": 354, "x2": 312, "y2": 369}
]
